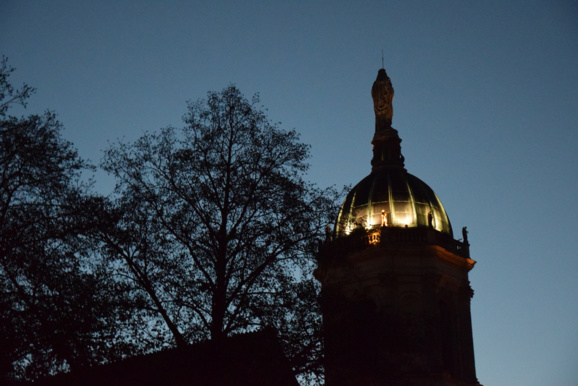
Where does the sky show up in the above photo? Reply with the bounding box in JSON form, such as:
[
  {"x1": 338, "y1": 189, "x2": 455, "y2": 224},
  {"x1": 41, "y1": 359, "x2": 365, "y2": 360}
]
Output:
[{"x1": 1, "y1": 0, "x2": 577, "y2": 384}]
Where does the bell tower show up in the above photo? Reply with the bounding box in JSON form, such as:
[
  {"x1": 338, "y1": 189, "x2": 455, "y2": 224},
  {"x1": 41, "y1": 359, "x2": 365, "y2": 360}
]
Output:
[{"x1": 316, "y1": 68, "x2": 481, "y2": 386}]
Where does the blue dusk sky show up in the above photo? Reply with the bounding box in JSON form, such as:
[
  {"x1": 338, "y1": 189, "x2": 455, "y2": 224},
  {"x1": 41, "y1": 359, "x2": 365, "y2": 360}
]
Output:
[{"x1": 1, "y1": 1, "x2": 577, "y2": 384}]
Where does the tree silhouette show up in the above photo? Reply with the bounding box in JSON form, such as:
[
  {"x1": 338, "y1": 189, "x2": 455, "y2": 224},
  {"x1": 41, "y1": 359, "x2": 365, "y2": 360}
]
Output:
[
  {"x1": 0, "y1": 64, "x2": 340, "y2": 382},
  {"x1": 0, "y1": 58, "x2": 126, "y2": 380},
  {"x1": 101, "y1": 85, "x2": 340, "y2": 380}
]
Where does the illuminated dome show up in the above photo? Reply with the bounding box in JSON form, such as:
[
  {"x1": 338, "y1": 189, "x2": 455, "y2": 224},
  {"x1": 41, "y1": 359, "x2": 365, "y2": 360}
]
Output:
[
  {"x1": 335, "y1": 168, "x2": 453, "y2": 236},
  {"x1": 335, "y1": 68, "x2": 453, "y2": 237}
]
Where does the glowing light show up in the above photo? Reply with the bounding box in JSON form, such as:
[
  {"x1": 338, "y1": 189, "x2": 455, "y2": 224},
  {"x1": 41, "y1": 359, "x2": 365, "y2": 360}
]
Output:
[
  {"x1": 365, "y1": 214, "x2": 373, "y2": 230},
  {"x1": 368, "y1": 230, "x2": 380, "y2": 245},
  {"x1": 345, "y1": 223, "x2": 352, "y2": 235},
  {"x1": 394, "y1": 213, "x2": 412, "y2": 227}
]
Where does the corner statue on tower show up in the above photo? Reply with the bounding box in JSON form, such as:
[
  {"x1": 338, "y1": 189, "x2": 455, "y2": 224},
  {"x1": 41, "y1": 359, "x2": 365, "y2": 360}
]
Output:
[{"x1": 371, "y1": 68, "x2": 394, "y2": 133}]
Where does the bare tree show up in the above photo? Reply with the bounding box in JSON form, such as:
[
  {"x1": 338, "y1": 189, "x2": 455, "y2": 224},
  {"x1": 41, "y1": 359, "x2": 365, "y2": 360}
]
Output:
[{"x1": 101, "y1": 85, "x2": 340, "y2": 379}]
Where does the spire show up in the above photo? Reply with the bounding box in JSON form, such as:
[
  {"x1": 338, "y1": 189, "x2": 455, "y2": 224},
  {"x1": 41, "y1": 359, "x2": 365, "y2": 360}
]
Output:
[{"x1": 370, "y1": 68, "x2": 405, "y2": 170}]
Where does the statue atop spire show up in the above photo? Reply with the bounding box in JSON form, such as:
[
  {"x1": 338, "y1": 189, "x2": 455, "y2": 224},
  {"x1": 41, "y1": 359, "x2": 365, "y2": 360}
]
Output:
[
  {"x1": 370, "y1": 68, "x2": 404, "y2": 170},
  {"x1": 371, "y1": 68, "x2": 394, "y2": 134}
]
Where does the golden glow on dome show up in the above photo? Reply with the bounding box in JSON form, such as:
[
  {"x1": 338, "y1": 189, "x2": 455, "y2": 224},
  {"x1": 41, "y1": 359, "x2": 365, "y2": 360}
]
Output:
[{"x1": 335, "y1": 169, "x2": 453, "y2": 238}]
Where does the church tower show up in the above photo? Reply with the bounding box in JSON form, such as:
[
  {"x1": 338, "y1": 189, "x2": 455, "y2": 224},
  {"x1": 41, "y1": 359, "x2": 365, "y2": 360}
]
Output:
[{"x1": 316, "y1": 69, "x2": 481, "y2": 386}]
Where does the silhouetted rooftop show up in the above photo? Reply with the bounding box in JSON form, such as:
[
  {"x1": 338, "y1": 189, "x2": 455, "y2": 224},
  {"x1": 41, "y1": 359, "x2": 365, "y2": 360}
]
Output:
[{"x1": 32, "y1": 328, "x2": 298, "y2": 386}]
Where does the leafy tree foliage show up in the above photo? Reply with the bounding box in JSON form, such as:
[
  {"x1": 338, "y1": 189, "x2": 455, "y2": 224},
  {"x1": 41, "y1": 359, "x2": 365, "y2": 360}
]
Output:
[
  {"x1": 0, "y1": 58, "x2": 127, "y2": 381},
  {"x1": 101, "y1": 86, "x2": 339, "y2": 379}
]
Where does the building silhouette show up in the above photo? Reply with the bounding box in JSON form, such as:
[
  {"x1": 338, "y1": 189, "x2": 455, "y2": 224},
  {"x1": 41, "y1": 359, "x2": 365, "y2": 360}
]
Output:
[
  {"x1": 31, "y1": 328, "x2": 298, "y2": 386},
  {"x1": 316, "y1": 68, "x2": 481, "y2": 386}
]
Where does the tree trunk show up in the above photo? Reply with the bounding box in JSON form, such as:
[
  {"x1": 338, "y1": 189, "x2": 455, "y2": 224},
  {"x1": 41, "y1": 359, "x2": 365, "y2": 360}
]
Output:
[{"x1": 211, "y1": 248, "x2": 228, "y2": 341}]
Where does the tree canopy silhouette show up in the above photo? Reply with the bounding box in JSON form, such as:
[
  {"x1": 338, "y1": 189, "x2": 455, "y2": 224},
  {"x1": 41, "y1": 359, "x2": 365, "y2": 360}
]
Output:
[
  {"x1": 0, "y1": 62, "x2": 339, "y2": 382},
  {"x1": 100, "y1": 85, "x2": 339, "y2": 380},
  {"x1": 0, "y1": 58, "x2": 126, "y2": 380}
]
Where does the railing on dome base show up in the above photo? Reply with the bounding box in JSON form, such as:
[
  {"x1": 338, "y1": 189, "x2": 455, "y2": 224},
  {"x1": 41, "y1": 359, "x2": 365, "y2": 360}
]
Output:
[{"x1": 318, "y1": 226, "x2": 470, "y2": 261}]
